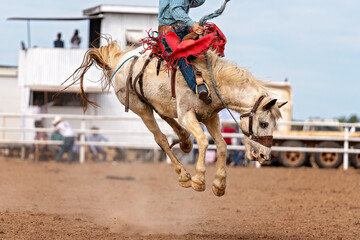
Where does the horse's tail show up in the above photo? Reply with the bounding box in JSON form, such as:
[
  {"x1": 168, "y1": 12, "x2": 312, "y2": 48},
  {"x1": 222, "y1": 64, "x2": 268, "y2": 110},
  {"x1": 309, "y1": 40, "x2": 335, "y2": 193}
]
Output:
[{"x1": 63, "y1": 39, "x2": 125, "y2": 111}]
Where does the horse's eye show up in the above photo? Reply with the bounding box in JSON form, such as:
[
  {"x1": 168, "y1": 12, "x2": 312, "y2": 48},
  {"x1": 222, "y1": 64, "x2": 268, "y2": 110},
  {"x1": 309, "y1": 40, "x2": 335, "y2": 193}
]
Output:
[{"x1": 260, "y1": 122, "x2": 269, "y2": 129}]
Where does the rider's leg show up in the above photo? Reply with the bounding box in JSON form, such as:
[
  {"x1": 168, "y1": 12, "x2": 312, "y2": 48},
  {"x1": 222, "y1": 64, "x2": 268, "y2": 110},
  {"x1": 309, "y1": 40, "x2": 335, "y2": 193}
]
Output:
[
  {"x1": 175, "y1": 29, "x2": 212, "y2": 104},
  {"x1": 178, "y1": 58, "x2": 212, "y2": 104}
]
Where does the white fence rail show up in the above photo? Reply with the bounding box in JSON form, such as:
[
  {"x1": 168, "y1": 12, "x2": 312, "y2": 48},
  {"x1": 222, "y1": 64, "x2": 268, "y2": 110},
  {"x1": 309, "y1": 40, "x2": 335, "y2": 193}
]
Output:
[{"x1": 1, "y1": 113, "x2": 360, "y2": 170}]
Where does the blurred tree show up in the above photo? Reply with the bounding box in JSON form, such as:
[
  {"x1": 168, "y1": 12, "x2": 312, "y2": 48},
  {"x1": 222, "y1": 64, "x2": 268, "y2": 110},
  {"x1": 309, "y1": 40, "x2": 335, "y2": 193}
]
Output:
[{"x1": 338, "y1": 114, "x2": 359, "y2": 123}]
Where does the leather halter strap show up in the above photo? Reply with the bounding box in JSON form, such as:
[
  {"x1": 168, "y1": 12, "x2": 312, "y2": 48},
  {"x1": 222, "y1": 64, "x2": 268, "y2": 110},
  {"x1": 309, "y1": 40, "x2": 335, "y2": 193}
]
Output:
[{"x1": 240, "y1": 95, "x2": 273, "y2": 148}]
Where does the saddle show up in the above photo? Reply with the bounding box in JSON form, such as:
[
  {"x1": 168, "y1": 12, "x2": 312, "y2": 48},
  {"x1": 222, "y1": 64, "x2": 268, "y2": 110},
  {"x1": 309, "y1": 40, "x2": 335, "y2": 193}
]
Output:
[
  {"x1": 123, "y1": 23, "x2": 227, "y2": 113},
  {"x1": 123, "y1": 53, "x2": 178, "y2": 114}
]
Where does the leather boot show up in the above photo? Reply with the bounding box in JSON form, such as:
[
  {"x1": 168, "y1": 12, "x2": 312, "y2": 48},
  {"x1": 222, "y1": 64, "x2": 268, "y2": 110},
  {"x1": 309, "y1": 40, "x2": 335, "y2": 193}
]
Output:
[{"x1": 195, "y1": 72, "x2": 212, "y2": 105}]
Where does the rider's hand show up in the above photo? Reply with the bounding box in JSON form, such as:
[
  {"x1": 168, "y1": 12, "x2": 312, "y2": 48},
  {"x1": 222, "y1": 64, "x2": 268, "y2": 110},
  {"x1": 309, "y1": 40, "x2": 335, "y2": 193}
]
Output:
[{"x1": 193, "y1": 22, "x2": 204, "y2": 35}]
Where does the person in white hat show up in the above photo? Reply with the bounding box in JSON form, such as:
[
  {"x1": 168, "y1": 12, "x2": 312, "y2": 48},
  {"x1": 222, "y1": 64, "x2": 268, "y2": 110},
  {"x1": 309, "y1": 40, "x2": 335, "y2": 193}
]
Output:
[{"x1": 52, "y1": 116, "x2": 76, "y2": 163}]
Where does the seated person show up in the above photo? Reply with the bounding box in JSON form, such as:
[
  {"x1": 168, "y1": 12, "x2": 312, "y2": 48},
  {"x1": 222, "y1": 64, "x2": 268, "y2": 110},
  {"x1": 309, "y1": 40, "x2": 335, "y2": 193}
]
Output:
[
  {"x1": 50, "y1": 130, "x2": 64, "y2": 157},
  {"x1": 30, "y1": 125, "x2": 49, "y2": 161},
  {"x1": 230, "y1": 150, "x2": 246, "y2": 167},
  {"x1": 88, "y1": 126, "x2": 108, "y2": 162}
]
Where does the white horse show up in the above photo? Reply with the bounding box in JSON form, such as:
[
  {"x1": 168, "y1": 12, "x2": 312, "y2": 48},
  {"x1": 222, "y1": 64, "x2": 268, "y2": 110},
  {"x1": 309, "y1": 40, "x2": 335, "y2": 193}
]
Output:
[{"x1": 69, "y1": 41, "x2": 286, "y2": 196}]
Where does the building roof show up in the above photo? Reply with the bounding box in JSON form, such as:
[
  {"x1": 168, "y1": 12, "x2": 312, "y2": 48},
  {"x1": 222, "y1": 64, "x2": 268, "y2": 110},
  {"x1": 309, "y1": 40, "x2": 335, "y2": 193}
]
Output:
[
  {"x1": 0, "y1": 66, "x2": 18, "y2": 77},
  {"x1": 8, "y1": 16, "x2": 102, "y2": 21},
  {"x1": 83, "y1": 5, "x2": 158, "y2": 16}
]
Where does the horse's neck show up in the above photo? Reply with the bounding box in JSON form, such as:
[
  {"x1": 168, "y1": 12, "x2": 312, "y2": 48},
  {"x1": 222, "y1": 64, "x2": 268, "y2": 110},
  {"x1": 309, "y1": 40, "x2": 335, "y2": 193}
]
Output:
[{"x1": 220, "y1": 81, "x2": 265, "y2": 114}]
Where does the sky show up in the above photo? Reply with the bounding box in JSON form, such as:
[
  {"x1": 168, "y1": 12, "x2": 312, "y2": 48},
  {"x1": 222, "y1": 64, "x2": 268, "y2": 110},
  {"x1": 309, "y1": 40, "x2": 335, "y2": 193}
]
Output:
[{"x1": 1, "y1": 0, "x2": 359, "y2": 121}]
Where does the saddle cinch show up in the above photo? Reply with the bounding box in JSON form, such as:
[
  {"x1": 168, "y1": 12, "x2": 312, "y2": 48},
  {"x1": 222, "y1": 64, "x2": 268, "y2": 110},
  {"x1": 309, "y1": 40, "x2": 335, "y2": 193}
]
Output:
[
  {"x1": 123, "y1": 23, "x2": 227, "y2": 113},
  {"x1": 123, "y1": 52, "x2": 178, "y2": 115}
]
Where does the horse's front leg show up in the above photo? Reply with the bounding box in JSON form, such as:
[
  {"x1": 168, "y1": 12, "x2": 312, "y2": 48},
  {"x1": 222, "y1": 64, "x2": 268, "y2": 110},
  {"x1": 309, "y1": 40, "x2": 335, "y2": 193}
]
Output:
[
  {"x1": 134, "y1": 107, "x2": 191, "y2": 188},
  {"x1": 179, "y1": 110, "x2": 208, "y2": 192},
  {"x1": 203, "y1": 114, "x2": 227, "y2": 197}
]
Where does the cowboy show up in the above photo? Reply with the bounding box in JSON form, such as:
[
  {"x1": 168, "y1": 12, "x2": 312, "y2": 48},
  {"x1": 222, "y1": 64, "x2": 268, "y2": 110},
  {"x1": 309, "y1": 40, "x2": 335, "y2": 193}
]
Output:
[
  {"x1": 52, "y1": 116, "x2": 76, "y2": 163},
  {"x1": 158, "y1": 0, "x2": 212, "y2": 104}
]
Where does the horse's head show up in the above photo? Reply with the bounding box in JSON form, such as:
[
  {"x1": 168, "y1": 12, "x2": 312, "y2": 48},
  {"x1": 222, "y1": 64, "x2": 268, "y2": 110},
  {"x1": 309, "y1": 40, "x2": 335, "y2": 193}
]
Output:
[{"x1": 239, "y1": 96, "x2": 287, "y2": 164}]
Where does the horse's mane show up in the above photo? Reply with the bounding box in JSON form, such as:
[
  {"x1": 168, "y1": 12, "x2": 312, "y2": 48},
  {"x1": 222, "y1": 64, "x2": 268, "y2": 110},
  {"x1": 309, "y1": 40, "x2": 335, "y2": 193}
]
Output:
[{"x1": 193, "y1": 51, "x2": 282, "y2": 119}]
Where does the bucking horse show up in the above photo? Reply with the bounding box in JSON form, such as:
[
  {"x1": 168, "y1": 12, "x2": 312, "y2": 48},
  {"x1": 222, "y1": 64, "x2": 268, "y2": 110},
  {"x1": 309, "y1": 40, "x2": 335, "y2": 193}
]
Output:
[
  {"x1": 66, "y1": 2, "x2": 287, "y2": 196},
  {"x1": 67, "y1": 41, "x2": 286, "y2": 196}
]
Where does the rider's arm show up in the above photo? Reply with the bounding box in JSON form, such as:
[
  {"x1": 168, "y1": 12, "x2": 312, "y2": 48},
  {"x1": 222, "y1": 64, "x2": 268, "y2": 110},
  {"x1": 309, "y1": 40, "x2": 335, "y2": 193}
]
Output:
[{"x1": 169, "y1": 0, "x2": 196, "y2": 28}]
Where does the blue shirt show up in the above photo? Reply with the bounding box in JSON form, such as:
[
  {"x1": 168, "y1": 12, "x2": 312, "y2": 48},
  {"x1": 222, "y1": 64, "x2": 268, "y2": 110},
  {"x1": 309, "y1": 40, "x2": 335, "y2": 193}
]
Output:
[
  {"x1": 159, "y1": 0, "x2": 205, "y2": 28},
  {"x1": 54, "y1": 40, "x2": 64, "y2": 48},
  {"x1": 88, "y1": 134, "x2": 108, "y2": 153}
]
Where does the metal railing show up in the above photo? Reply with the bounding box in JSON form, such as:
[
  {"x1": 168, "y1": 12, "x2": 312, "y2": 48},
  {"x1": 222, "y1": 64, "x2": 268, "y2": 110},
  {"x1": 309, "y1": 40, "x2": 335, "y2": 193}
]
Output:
[{"x1": 1, "y1": 113, "x2": 360, "y2": 170}]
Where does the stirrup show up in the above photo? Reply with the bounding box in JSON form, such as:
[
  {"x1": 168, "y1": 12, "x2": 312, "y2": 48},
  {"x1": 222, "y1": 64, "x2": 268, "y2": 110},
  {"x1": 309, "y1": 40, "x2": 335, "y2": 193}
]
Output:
[
  {"x1": 195, "y1": 71, "x2": 212, "y2": 104},
  {"x1": 196, "y1": 82, "x2": 212, "y2": 105}
]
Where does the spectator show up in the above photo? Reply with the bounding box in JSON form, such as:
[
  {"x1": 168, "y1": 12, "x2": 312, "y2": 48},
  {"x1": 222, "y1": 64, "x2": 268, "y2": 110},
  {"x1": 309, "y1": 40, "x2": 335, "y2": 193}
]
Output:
[
  {"x1": 32, "y1": 100, "x2": 55, "y2": 128},
  {"x1": 33, "y1": 100, "x2": 43, "y2": 128},
  {"x1": 230, "y1": 150, "x2": 246, "y2": 167},
  {"x1": 70, "y1": 29, "x2": 81, "y2": 48},
  {"x1": 221, "y1": 122, "x2": 236, "y2": 145},
  {"x1": 221, "y1": 122, "x2": 237, "y2": 165},
  {"x1": 88, "y1": 126, "x2": 108, "y2": 162},
  {"x1": 54, "y1": 33, "x2": 64, "y2": 48},
  {"x1": 50, "y1": 130, "x2": 64, "y2": 157},
  {"x1": 30, "y1": 124, "x2": 49, "y2": 161},
  {"x1": 52, "y1": 116, "x2": 75, "y2": 163}
]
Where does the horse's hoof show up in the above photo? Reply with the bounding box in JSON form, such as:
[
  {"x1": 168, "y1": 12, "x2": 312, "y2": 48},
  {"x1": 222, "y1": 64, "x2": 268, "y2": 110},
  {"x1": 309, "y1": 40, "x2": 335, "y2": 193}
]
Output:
[
  {"x1": 212, "y1": 185, "x2": 225, "y2": 197},
  {"x1": 179, "y1": 179, "x2": 192, "y2": 188},
  {"x1": 180, "y1": 140, "x2": 193, "y2": 153},
  {"x1": 191, "y1": 181, "x2": 205, "y2": 192}
]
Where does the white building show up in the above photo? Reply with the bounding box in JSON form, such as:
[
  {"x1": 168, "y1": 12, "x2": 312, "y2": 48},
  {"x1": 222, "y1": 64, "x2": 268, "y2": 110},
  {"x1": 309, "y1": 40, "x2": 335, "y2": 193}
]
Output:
[
  {"x1": 13, "y1": 5, "x2": 169, "y2": 143},
  {"x1": 83, "y1": 5, "x2": 158, "y2": 48},
  {"x1": 0, "y1": 66, "x2": 21, "y2": 140}
]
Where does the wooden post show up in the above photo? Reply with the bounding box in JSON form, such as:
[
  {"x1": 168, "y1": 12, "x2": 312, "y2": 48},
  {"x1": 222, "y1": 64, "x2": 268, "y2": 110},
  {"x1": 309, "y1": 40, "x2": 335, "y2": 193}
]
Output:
[
  {"x1": 79, "y1": 119, "x2": 86, "y2": 163},
  {"x1": 343, "y1": 127, "x2": 349, "y2": 170},
  {"x1": 153, "y1": 148, "x2": 159, "y2": 163},
  {"x1": 2, "y1": 116, "x2": 5, "y2": 140}
]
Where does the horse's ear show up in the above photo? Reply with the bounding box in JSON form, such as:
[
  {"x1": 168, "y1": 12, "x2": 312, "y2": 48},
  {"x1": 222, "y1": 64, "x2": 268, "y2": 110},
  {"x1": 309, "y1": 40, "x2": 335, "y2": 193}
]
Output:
[
  {"x1": 277, "y1": 101, "x2": 288, "y2": 109},
  {"x1": 263, "y1": 99, "x2": 277, "y2": 111}
]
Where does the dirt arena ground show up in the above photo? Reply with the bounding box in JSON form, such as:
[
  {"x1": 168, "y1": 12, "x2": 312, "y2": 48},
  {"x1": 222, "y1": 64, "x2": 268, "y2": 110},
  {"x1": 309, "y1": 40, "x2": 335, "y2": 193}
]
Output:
[{"x1": 0, "y1": 157, "x2": 359, "y2": 240}]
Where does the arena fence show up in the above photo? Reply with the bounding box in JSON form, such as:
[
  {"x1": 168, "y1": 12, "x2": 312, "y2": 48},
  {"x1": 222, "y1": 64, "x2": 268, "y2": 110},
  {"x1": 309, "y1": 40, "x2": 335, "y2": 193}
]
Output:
[{"x1": 1, "y1": 113, "x2": 360, "y2": 170}]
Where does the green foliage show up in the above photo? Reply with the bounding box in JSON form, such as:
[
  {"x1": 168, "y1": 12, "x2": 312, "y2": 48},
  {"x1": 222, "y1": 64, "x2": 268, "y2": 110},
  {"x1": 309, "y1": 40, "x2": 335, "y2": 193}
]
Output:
[{"x1": 337, "y1": 114, "x2": 359, "y2": 123}]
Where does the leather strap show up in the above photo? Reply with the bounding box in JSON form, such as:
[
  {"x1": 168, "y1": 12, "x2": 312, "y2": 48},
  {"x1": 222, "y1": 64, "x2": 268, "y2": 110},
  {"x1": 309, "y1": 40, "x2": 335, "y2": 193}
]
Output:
[
  {"x1": 182, "y1": 32, "x2": 199, "y2": 41},
  {"x1": 240, "y1": 95, "x2": 265, "y2": 136},
  {"x1": 124, "y1": 56, "x2": 139, "y2": 112},
  {"x1": 156, "y1": 58, "x2": 162, "y2": 76},
  {"x1": 242, "y1": 132, "x2": 273, "y2": 148},
  {"x1": 158, "y1": 25, "x2": 174, "y2": 35},
  {"x1": 171, "y1": 68, "x2": 177, "y2": 98},
  {"x1": 133, "y1": 54, "x2": 153, "y2": 103},
  {"x1": 240, "y1": 95, "x2": 274, "y2": 148}
]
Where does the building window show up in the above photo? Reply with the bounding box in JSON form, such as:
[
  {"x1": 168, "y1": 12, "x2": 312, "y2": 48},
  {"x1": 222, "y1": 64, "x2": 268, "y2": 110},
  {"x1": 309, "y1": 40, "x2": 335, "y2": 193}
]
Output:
[
  {"x1": 89, "y1": 19, "x2": 101, "y2": 48},
  {"x1": 31, "y1": 91, "x2": 83, "y2": 107}
]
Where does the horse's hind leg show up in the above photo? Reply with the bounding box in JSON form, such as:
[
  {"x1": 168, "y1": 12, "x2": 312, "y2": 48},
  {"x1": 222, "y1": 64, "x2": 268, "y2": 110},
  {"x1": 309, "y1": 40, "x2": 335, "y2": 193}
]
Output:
[
  {"x1": 203, "y1": 114, "x2": 227, "y2": 197},
  {"x1": 161, "y1": 116, "x2": 193, "y2": 153},
  {"x1": 138, "y1": 108, "x2": 192, "y2": 188}
]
